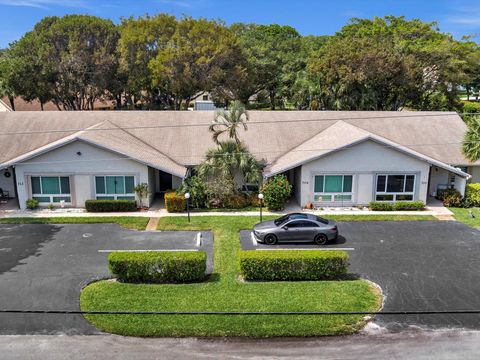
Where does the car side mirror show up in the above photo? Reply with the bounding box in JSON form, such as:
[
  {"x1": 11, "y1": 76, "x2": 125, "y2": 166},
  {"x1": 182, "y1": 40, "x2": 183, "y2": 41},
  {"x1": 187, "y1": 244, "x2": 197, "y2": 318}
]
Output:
[{"x1": 282, "y1": 226, "x2": 288, "y2": 230}]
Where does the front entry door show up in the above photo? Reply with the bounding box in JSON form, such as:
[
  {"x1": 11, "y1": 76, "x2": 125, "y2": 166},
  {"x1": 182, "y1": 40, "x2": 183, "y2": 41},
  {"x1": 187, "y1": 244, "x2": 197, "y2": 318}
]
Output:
[{"x1": 159, "y1": 170, "x2": 172, "y2": 192}]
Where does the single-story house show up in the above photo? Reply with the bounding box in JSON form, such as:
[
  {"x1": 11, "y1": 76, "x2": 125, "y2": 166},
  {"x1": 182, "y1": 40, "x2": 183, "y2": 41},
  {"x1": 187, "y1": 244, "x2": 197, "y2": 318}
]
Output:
[{"x1": 0, "y1": 111, "x2": 476, "y2": 210}]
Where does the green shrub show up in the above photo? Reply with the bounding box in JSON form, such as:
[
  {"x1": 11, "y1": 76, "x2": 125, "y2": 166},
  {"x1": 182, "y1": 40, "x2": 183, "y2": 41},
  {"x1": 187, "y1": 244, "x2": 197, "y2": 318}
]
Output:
[
  {"x1": 465, "y1": 184, "x2": 480, "y2": 207},
  {"x1": 239, "y1": 250, "x2": 348, "y2": 281},
  {"x1": 369, "y1": 202, "x2": 395, "y2": 211},
  {"x1": 178, "y1": 176, "x2": 207, "y2": 208},
  {"x1": 369, "y1": 201, "x2": 425, "y2": 211},
  {"x1": 164, "y1": 191, "x2": 186, "y2": 212},
  {"x1": 85, "y1": 200, "x2": 137, "y2": 212},
  {"x1": 261, "y1": 175, "x2": 292, "y2": 211},
  {"x1": 462, "y1": 101, "x2": 480, "y2": 114},
  {"x1": 394, "y1": 201, "x2": 425, "y2": 211},
  {"x1": 438, "y1": 188, "x2": 463, "y2": 207},
  {"x1": 108, "y1": 251, "x2": 207, "y2": 283},
  {"x1": 26, "y1": 199, "x2": 39, "y2": 210},
  {"x1": 223, "y1": 193, "x2": 252, "y2": 209}
]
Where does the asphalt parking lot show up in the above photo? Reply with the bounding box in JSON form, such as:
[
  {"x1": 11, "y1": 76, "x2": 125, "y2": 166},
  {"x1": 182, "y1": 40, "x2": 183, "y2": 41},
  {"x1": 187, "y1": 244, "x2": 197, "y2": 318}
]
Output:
[
  {"x1": 241, "y1": 221, "x2": 480, "y2": 331},
  {"x1": 0, "y1": 223, "x2": 213, "y2": 335}
]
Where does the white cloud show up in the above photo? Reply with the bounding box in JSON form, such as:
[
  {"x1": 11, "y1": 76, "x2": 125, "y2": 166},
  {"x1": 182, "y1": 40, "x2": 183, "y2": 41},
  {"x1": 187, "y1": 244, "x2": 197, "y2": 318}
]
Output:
[
  {"x1": 156, "y1": 0, "x2": 192, "y2": 8},
  {"x1": 0, "y1": 0, "x2": 87, "y2": 8}
]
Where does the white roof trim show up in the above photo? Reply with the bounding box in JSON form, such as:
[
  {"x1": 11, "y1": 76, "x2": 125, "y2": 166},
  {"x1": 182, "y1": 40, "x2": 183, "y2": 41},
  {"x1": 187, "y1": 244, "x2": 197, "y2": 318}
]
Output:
[
  {"x1": 265, "y1": 135, "x2": 470, "y2": 178},
  {"x1": 0, "y1": 134, "x2": 187, "y2": 179}
]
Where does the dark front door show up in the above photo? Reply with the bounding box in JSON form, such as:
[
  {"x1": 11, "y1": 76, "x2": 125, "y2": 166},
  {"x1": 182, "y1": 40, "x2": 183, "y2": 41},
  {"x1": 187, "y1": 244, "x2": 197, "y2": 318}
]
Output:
[{"x1": 159, "y1": 170, "x2": 172, "y2": 192}]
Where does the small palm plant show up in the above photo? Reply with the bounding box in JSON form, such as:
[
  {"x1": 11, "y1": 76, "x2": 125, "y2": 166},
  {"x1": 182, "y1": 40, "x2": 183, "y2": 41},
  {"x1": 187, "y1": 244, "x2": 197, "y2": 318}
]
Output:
[
  {"x1": 134, "y1": 183, "x2": 150, "y2": 208},
  {"x1": 209, "y1": 101, "x2": 249, "y2": 146}
]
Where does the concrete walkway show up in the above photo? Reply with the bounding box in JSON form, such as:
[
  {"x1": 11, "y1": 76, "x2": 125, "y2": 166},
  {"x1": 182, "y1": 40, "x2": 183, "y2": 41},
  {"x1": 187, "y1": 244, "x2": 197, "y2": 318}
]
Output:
[{"x1": 0, "y1": 208, "x2": 447, "y2": 219}]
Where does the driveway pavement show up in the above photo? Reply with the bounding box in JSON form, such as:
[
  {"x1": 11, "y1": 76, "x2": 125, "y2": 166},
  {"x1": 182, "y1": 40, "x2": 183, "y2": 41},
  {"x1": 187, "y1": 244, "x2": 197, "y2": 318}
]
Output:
[
  {"x1": 0, "y1": 224, "x2": 213, "y2": 335},
  {"x1": 240, "y1": 221, "x2": 480, "y2": 331}
]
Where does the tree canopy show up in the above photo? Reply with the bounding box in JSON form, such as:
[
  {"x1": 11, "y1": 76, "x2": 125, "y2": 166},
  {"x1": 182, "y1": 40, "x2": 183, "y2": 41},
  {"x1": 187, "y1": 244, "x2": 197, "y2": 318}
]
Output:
[{"x1": 1, "y1": 14, "x2": 479, "y2": 112}]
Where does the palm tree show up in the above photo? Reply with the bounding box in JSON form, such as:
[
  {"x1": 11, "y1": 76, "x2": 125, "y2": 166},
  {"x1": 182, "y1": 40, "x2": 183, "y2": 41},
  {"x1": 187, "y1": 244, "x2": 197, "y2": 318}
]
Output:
[
  {"x1": 197, "y1": 140, "x2": 261, "y2": 185},
  {"x1": 209, "y1": 101, "x2": 249, "y2": 145},
  {"x1": 463, "y1": 115, "x2": 480, "y2": 162}
]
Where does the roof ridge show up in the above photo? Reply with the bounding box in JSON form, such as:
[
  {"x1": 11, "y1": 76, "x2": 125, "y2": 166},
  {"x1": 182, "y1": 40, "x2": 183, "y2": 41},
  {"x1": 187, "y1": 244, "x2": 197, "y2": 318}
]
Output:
[
  {"x1": 269, "y1": 120, "x2": 369, "y2": 166},
  {"x1": 105, "y1": 119, "x2": 185, "y2": 168}
]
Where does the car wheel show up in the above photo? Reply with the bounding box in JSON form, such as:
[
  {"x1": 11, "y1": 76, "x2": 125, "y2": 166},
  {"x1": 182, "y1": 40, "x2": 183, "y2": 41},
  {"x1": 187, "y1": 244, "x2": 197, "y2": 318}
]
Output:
[
  {"x1": 264, "y1": 234, "x2": 278, "y2": 245},
  {"x1": 314, "y1": 233, "x2": 328, "y2": 245}
]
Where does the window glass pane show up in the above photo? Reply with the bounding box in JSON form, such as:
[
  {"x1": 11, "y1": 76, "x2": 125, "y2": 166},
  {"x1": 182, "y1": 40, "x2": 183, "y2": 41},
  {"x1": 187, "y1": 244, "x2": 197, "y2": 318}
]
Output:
[
  {"x1": 60, "y1": 177, "x2": 70, "y2": 194},
  {"x1": 33, "y1": 196, "x2": 50, "y2": 203},
  {"x1": 376, "y1": 175, "x2": 386, "y2": 192},
  {"x1": 115, "y1": 176, "x2": 125, "y2": 194},
  {"x1": 396, "y1": 194, "x2": 413, "y2": 201},
  {"x1": 95, "y1": 177, "x2": 105, "y2": 194},
  {"x1": 289, "y1": 214, "x2": 308, "y2": 220},
  {"x1": 314, "y1": 176, "x2": 324, "y2": 192},
  {"x1": 106, "y1": 176, "x2": 117, "y2": 194},
  {"x1": 405, "y1": 175, "x2": 415, "y2": 192},
  {"x1": 125, "y1": 176, "x2": 135, "y2": 193},
  {"x1": 96, "y1": 196, "x2": 115, "y2": 200},
  {"x1": 117, "y1": 196, "x2": 135, "y2": 201},
  {"x1": 41, "y1": 177, "x2": 60, "y2": 194},
  {"x1": 53, "y1": 196, "x2": 71, "y2": 203},
  {"x1": 325, "y1": 175, "x2": 343, "y2": 193},
  {"x1": 386, "y1": 175, "x2": 405, "y2": 193},
  {"x1": 286, "y1": 221, "x2": 301, "y2": 228},
  {"x1": 335, "y1": 194, "x2": 352, "y2": 201},
  {"x1": 314, "y1": 194, "x2": 332, "y2": 201},
  {"x1": 31, "y1": 177, "x2": 41, "y2": 194},
  {"x1": 376, "y1": 194, "x2": 394, "y2": 201},
  {"x1": 343, "y1": 176, "x2": 353, "y2": 192},
  {"x1": 298, "y1": 221, "x2": 317, "y2": 227}
]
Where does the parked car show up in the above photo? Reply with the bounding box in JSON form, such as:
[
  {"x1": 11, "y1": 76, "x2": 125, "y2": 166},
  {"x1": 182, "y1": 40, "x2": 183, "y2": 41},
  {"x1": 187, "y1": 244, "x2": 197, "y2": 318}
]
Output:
[{"x1": 253, "y1": 213, "x2": 338, "y2": 245}]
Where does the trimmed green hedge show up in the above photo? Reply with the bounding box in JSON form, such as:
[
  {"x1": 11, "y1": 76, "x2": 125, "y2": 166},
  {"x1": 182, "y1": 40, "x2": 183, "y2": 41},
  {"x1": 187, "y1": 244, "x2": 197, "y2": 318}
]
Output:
[
  {"x1": 239, "y1": 250, "x2": 348, "y2": 281},
  {"x1": 165, "y1": 191, "x2": 186, "y2": 212},
  {"x1": 369, "y1": 201, "x2": 425, "y2": 211},
  {"x1": 85, "y1": 200, "x2": 137, "y2": 212},
  {"x1": 108, "y1": 251, "x2": 207, "y2": 283}
]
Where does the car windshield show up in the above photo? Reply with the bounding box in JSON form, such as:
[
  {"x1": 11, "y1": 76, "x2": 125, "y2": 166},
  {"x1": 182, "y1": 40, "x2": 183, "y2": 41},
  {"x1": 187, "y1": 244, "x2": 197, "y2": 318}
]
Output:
[
  {"x1": 316, "y1": 216, "x2": 329, "y2": 224},
  {"x1": 274, "y1": 213, "x2": 308, "y2": 226}
]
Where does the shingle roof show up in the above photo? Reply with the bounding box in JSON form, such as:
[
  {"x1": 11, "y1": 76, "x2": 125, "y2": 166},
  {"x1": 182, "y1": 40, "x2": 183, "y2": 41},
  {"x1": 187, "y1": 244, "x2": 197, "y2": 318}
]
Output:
[{"x1": 0, "y1": 110, "x2": 473, "y2": 177}]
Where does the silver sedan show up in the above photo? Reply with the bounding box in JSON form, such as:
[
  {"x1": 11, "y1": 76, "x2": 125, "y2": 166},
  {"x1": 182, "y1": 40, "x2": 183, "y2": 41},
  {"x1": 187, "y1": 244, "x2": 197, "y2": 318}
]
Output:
[{"x1": 253, "y1": 213, "x2": 338, "y2": 245}]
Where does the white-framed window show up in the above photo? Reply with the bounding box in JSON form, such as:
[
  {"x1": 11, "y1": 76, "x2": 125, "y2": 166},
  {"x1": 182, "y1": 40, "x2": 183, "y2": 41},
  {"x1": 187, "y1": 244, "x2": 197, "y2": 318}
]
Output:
[
  {"x1": 313, "y1": 175, "x2": 353, "y2": 202},
  {"x1": 31, "y1": 176, "x2": 71, "y2": 204},
  {"x1": 375, "y1": 174, "x2": 415, "y2": 201},
  {"x1": 95, "y1": 176, "x2": 136, "y2": 200}
]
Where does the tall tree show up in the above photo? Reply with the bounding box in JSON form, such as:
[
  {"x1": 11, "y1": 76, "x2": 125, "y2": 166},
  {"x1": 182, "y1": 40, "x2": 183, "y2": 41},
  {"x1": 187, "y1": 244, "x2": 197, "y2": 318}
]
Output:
[
  {"x1": 0, "y1": 49, "x2": 17, "y2": 109},
  {"x1": 150, "y1": 17, "x2": 243, "y2": 109},
  {"x1": 308, "y1": 16, "x2": 480, "y2": 111},
  {"x1": 232, "y1": 24, "x2": 302, "y2": 109},
  {"x1": 10, "y1": 15, "x2": 120, "y2": 110},
  {"x1": 118, "y1": 14, "x2": 177, "y2": 108},
  {"x1": 463, "y1": 116, "x2": 480, "y2": 162}
]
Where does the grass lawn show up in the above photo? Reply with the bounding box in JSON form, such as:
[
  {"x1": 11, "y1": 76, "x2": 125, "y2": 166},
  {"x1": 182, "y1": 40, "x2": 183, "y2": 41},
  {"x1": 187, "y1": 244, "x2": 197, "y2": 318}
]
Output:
[
  {"x1": 80, "y1": 216, "x2": 383, "y2": 337},
  {"x1": 0, "y1": 217, "x2": 149, "y2": 231},
  {"x1": 449, "y1": 207, "x2": 480, "y2": 228}
]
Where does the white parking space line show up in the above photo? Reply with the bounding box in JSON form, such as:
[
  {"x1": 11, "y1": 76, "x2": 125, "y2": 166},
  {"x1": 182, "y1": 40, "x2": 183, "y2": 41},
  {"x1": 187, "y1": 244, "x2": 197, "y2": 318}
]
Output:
[
  {"x1": 250, "y1": 232, "x2": 258, "y2": 246},
  {"x1": 196, "y1": 232, "x2": 202, "y2": 247},
  {"x1": 256, "y1": 247, "x2": 355, "y2": 251},
  {"x1": 98, "y1": 249, "x2": 199, "y2": 253}
]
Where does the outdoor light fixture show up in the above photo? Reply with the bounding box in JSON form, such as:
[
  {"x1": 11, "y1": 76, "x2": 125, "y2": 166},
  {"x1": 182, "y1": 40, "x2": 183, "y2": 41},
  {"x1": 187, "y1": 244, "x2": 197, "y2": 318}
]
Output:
[
  {"x1": 258, "y1": 193, "x2": 264, "y2": 222},
  {"x1": 185, "y1": 192, "x2": 191, "y2": 223}
]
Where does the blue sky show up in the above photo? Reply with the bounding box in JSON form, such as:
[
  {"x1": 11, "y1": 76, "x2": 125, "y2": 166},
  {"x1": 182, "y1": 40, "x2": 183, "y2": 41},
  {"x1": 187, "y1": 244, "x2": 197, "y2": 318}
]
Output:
[{"x1": 0, "y1": 0, "x2": 479, "y2": 47}]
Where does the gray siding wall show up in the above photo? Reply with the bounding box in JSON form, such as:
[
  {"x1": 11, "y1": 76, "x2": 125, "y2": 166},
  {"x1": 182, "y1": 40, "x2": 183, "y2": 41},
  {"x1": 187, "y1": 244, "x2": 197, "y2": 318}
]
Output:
[
  {"x1": 15, "y1": 141, "x2": 150, "y2": 209},
  {"x1": 299, "y1": 140, "x2": 431, "y2": 207}
]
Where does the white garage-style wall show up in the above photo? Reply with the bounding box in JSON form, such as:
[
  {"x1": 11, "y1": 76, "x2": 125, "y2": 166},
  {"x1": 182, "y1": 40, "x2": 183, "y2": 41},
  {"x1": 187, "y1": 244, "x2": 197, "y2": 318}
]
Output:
[
  {"x1": 299, "y1": 140, "x2": 431, "y2": 207},
  {"x1": 15, "y1": 140, "x2": 151, "y2": 209}
]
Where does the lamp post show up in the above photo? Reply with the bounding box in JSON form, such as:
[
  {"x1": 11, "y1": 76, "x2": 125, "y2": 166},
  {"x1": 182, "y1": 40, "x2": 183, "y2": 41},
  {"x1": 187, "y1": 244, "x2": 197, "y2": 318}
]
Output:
[
  {"x1": 258, "y1": 193, "x2": 264, "y2": 222},
  {"x1": 185, "y1": 192, "x2": 191, "y2": 223}
]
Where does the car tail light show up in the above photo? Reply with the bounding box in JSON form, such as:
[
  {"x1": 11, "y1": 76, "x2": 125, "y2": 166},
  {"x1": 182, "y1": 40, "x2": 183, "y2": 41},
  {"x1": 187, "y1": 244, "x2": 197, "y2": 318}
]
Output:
[{"x1": 330, "y1": 226, "x2": 338, "y2": 231}]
